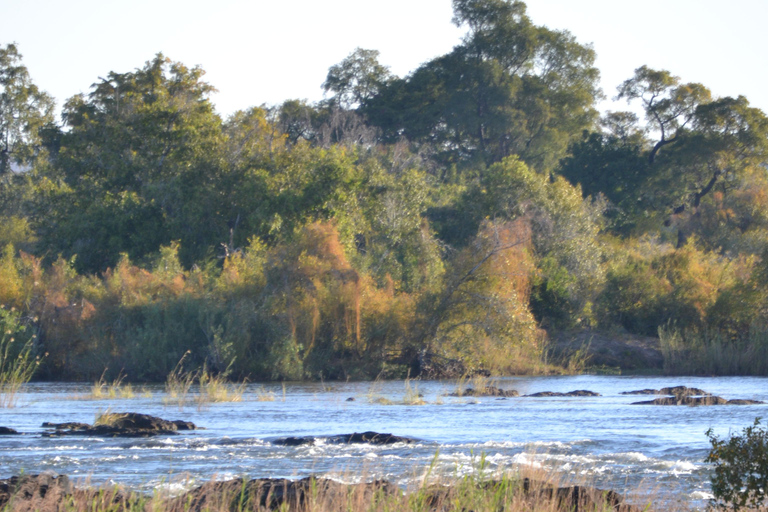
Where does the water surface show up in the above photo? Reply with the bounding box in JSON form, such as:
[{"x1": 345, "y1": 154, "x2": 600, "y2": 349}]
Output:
[{"x1": 2, "y1": 375, "x2": 766, "y2": 506}]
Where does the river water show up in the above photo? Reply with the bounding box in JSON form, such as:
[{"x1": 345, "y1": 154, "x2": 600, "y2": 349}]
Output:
[{"x1": 1, "y1": 375, "x2": 767, "y2": 507}]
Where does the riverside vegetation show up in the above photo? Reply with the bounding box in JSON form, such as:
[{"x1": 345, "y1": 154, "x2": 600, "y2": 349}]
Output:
[{"x1": 2, "y1": 0, "x2": 768, "y2": 384}]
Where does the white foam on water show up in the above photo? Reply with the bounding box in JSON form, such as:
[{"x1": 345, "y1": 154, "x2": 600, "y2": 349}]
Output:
[{"x1": 613, "y1": 452, "x2": 650, "y2": 462}]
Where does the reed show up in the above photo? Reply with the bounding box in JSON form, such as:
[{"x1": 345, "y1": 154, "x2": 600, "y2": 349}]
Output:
[
  {"x1": 196, "y1": 365, "x2": 248, "y2": 406},
  {"x1": 254, "y1": 386, "x2": 276, "y2": 402},
  {"x1": 90, "y1": 369, "x2": 135, "y2": 399},
  {"x1": 164, "y1": 352, "x2": 197, "y2": 409},
  {"x1": 402, "y1": 376, "x2": 426, "y2": 405},
  {"x1": 660, "y1": 323, "x2": 768, "y2": 375},
  {"x1": 0, "y1": 306, "x2": 42, "y2": 408}
]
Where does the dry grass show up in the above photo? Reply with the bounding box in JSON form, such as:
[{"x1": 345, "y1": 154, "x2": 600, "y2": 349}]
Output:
[
  {"x1": 0, "y1": 461, "x2": 682, "y2": 512},
  {"x1": 164, "y1": 353, "x2": 197, "y2": 409},
  {"x1": 163, "y1": 355, "x2": 249, "y2": 410},
  {"x1": 254, "y1": 386, "x2": 276, "y2": 402},
  {"x1": 197, "y1": 366, "x2": 248, "y2": 406},
  {"x1": 90, "y1": 370, "x2": 136, "y2": 399}
]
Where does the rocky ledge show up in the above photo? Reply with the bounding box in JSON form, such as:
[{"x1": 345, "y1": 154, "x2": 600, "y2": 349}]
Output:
[
  {"x1": 625, "y1": 386, "x2": 764, "y2": 406},
  {"x1": 42, "y1": 413, "x2": 197, "y2": 438},
  {"x1": 621, "y1": 386, "x2": 710, "y2": 397},
  {"x1": 448, "y1": 385, "x2": 519, "y2": 397},
  {"x1": 525, "y1": 390, "x2": 601, "y2": 397},
  {"x1": 272, "y1": 431, "x2": 417, "y2": 446},
  {"x1": 0, "y1": 473, "x2": 640, "y2": 512}
]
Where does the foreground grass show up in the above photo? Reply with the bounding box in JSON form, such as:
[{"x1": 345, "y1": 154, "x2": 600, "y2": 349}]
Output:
[{"x1": 0, "y1": 462, "x2": 686, "y2": 512}]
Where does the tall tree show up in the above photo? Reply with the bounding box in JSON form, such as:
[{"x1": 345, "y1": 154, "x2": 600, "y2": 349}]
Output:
[
  {"x1": 38, "y1": 54, "x2": 226, "y2": 271},
  {"x1": 0, "y1": 43, "x2": 54, "y2": 175},
  {"x1": 322, "y1": 48, "x2": 393, "y2": 110},
  {"x1": 365, "y1": 0, "x2": 600, "y2": 171}
]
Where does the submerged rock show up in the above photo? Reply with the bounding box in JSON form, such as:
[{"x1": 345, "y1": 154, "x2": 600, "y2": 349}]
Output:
[
  {"x1": 726, "y1": 399, "x2": 764, "y2": 405},
  {"x1": 41, "y1": 422, "x2": 90, "y2": 430},
  {"x1": 632, "y1": 396, "x2": 728, "y2": 406},
  {"x1": 42, "y1": 413, "x2": 197, "y2": 437},
  {"x1": 272, "y1": 431, "x2": 417, "y2": 446},
  {"x1": 625, "y1": 386, "x2": 763, "y2": 406},
  {"x1": 632, "y1": 395, "x2": 764, "y2": 406},
  {"x1": 525, "y1": 390, "x2": 601, "y2": 397}
]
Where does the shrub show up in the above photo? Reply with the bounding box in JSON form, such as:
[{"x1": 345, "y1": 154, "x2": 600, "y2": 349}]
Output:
[{"x1": 706, "y1": 418, "x2": 768, "y2": 510}]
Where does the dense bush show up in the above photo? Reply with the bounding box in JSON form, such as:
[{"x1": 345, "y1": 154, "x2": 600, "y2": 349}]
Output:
[{"x1": 707, "y1": 419, "x2": 768, "y2": 510}]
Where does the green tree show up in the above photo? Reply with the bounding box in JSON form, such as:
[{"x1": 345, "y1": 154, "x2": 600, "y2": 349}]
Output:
[
  {"x1": 38, "y1": 54, "x2": 226, "y2": 271},
  {"x1": 0, "y1": 43, "x2": 54, "y2": 176},
  {"x1": 365, "y1": 0, "x2": 600, "y2": 171},
  {"x1": 323, "y1": 48, "x2": 393, "y2": 109}
]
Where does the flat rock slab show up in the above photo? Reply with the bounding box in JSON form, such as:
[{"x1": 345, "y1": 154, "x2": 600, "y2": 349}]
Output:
[
  {"x1": 42, "y1": 413, "x2": 197, "y2": 438},
  {"x1": 525, "y1": 390, "x2": 601, "y2": 397},
  {"x1": 272, "y1": 431, "x2": 417, "y2": 446},
  {"x1": 448, "y1": 386, "x2": 519, "y2": 397},
  {"x1": 621, "y1": 386, "x2": 710, "y2": 397}
]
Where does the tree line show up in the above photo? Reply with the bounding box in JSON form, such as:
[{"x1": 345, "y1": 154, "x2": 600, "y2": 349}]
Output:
[{"x1": 1, "y1": 0, "x2": 768, "y2": 381}]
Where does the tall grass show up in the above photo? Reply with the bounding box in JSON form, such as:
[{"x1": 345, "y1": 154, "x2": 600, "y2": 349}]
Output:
[
  {"x1": 164, "y1": 352, "x2": 197, "y2": 408},
  {"x1": 660, "y1": 323, "x2": 768, "y2": 375},
  {"x1": 0, "y1": 305, "x2": 42, "y2": 408},
  {"x1": 90, "y1": 369, "x2": 135, "y2": 399},
  {"x1": 197, "y1": 364, "x2": 248, "y2": 405},
  {"x1": 0, "y1": 461, "x2": 668, "y2": 511},
  {"x1": 164, "y1": 353, "x2": 248, "y2": 409}
]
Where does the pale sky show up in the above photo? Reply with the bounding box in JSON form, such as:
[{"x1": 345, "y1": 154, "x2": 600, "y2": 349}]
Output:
[{"x1": 3, "y1": 0, "x2": 767, "y2": 120}]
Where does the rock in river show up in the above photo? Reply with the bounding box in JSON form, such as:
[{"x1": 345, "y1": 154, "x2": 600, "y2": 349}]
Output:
[
  {"x1": 621, "y1": 386, "x2": 710, "y2": 397},
  {"x1": 525, "y1": 390, "x2": 601, "y2": 397},
  {"x1": 42, "y1": 413, "x2": 197, "y2": 438},
  {"x1": 448, "y1": 386, "x2": 519, "y2": 397},
  {"x1": 272, "y1": 431, "x2": 417, "y2": 446}
]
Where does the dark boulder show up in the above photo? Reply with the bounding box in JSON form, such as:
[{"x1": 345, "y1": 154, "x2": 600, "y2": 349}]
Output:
[
  {"x1": 273, "y1": 431, "x2": 417, "y2": 446},
  {"x1": 0, "y1": 427, "x2": 19, "y2": 435},
  {"x1": 659, "y1": 386, "x2": 710, "y2": 396},
  {"x1": 172, "y1": 420, "x2": 197, "y2": 431},
  {"x1": 272, "y1": 436, "x2": 317, "y2": 446}
]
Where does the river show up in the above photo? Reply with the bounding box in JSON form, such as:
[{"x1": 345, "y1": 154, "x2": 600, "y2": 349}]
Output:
[{"x1": 1, "y1": 375, "x2": 766, "y2": 508}]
